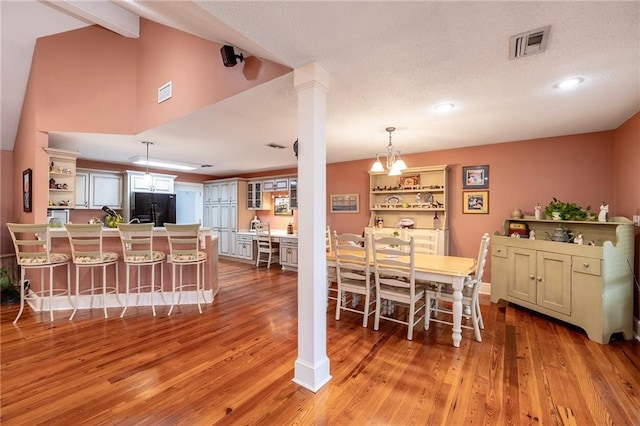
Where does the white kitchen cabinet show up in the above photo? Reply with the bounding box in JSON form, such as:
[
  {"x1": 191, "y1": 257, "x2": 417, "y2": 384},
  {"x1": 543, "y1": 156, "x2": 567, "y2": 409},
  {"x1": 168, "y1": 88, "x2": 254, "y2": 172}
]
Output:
[
  {"x1": 262, "y1": 179, "x2": 275, "y2": 192},
  {"x1": 202, "y1": 178, "x2": 252, "y2": 258},
  {"x1": 247, "y1": 181, "x2": 263, "y2": 210},
  {"x1": 236, "y1": 234, "x2": 255, "y2": 261},
  {"x1": 46, "y1": 148, "x2": 79, "y2": 210},
  {"x1": 76, "y1": 169, "x2": 123, "y2": 210},
  {"x1": 131, "y1": 173, "x2": 175, "y2": 193},
  {"x1": 89, "y1": 172, "x2": 123, "y2": 209},
  {"x1": 289, "y1": 178, "x2": 298, "y2": 209},
  {"x1": 279, "y1": 237, "x2": 298, "y2": 270},
  {"x1": 75, "y1": 172, "x2": 89, "y2": 209},
  {"x1": 274, "y1": 178, "x2": 289, "y2": 191}
]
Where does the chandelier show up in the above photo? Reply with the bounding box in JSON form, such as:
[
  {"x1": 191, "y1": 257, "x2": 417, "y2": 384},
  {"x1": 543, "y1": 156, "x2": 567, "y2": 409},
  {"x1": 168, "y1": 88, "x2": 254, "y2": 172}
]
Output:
[{"x1": 370, "y1": 127, "x2": 407, "y2": 176}]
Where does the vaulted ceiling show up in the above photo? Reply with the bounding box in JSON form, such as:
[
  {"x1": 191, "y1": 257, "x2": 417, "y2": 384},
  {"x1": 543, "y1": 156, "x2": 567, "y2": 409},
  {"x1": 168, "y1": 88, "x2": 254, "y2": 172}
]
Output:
[{"x1": 2, "y1": 1, "x2": 639, "y2": 176}]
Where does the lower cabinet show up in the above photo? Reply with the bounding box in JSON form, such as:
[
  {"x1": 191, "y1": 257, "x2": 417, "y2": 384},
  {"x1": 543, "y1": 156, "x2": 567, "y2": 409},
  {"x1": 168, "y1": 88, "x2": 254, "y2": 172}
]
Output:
[
  {"x1": 279, "y1": 238, "x2": 298, "y2": 270},
  {"x1": 491, "y1": 218, "x2": 635, "y2": 344},
  {"x1": 236, "y1": 234, "x2": 255, "y2": 261},
  {"x1": 507, "y1": 247, "x2": 571, "y2": 315}
]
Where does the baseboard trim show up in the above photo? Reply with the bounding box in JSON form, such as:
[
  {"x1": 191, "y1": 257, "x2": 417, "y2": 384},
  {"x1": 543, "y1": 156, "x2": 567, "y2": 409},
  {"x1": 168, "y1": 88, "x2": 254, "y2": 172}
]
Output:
[{"x1": 480, "y1": 282, "x2": 491, "y2": 295}]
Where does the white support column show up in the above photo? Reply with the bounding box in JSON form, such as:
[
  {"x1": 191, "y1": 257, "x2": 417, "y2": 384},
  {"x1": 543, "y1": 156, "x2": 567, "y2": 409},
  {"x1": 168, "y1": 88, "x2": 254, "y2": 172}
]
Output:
[{"x1": 292, "y1": 63, "x2": 331, "y2": 392}]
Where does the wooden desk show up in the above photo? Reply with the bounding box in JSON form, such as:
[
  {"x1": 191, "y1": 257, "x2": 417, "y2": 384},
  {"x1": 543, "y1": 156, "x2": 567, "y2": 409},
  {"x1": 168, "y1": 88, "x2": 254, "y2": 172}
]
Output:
[{"x1": 327, "y1": 250, "x2": 476, "y2": 347}]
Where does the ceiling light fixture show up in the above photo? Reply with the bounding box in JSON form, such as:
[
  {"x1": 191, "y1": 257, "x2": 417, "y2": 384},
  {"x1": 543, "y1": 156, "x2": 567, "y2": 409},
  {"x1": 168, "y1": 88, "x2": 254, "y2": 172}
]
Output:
[
  {"x1": 129, "y1": 143, "x2": 200, "y2": 172},
  {"x1": 434, "y1": 102, "x2": 455, "y2": 112},
  {"x1": 141, "y1": 141, "x2": 154, "y2": 187},
  {"x1": 555, "y1": 77, "x2": 584, "y2": 90},
  {"x1": 370, "y1": 127, "x2": 407, "y2": 176}
]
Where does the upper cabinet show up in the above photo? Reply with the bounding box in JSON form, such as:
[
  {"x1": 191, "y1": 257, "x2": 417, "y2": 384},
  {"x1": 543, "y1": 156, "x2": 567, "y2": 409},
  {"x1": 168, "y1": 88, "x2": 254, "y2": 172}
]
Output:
[
  {"x1": 247, "y1": 181, "x2": 263, "y2": 210},
  {"x1": 46, "y1": 148, "x2": 79, "y2": 209},
  {"x1": 262, "y1": 177, "x2": 289, "y2": 192},
  {"x1": 76, "y1": 169, "x2": 124, "y2": 210},
  {"x1": 289, "y1": 178, "x2": 298, "y2": 209},
  {"x1": 130, "y1": 172, "x2": 176, "y2": 194},
  {"x1": 369, "y1": 165, "x2": 449, "y2": 230}
]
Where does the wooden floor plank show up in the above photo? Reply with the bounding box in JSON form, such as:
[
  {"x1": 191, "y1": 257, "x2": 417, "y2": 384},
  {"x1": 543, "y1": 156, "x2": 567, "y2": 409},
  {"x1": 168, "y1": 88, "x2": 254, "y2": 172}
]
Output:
[{"x1": 2, "y1": 259, "x2": 639, "y2": 424}]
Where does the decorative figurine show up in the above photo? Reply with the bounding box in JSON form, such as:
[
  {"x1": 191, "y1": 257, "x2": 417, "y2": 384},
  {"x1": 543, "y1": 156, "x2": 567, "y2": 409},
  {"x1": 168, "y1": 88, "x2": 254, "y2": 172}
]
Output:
[
  {"x1": 599, "y1": 202, "x2": 609, "y2": 222},
  {"x1": 574, "y1": 233, "x2": 583, "y2": 245},
  {"x1": 529, "y1": 230, "x2": 536, "y2": 240},
  {"x1": 534, "y1": 203, "x2": 541, "y2": 220}
]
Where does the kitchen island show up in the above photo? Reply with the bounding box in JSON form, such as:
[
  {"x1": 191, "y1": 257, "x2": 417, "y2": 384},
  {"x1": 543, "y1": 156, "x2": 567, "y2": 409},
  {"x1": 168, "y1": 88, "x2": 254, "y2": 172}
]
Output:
[{"x1": 27, "y1": 227, "x2": 219, "y2": 314}]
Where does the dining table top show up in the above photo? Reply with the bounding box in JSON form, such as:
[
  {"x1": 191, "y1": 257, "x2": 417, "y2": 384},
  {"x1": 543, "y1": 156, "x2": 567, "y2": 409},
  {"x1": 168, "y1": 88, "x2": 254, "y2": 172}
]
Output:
[{"x1": 326, "y1": 249, "x2": 476, "y2": 278}]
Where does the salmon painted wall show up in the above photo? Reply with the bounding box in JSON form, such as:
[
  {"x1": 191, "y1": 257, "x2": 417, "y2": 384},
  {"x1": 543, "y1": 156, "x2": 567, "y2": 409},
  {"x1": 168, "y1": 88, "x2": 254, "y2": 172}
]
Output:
[
  {"x1": 612, "y1": 111, "x2": 640, "y2": 318},
  {"x1": 1, "y1": 150, "x2": 15, "y2": 255},
  {"x1": 136, "y1": 20, "x2": 291, "y2": 131},
  {"x1": 34, "y1": 26, "x2": 138, "y2": 134},
  {"x1": 326, "y1": 131, "x2": 616, "y2": 282}
]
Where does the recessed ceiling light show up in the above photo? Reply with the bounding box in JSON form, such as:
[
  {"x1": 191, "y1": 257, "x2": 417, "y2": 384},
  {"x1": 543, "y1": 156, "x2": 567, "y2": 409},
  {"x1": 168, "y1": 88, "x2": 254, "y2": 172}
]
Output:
[
  {"x1": 555, "y1": 77, "x2": 584, "y2": 90},
  {"x1": 434, "y1": 102, "x2": 455, "y2": 112}
]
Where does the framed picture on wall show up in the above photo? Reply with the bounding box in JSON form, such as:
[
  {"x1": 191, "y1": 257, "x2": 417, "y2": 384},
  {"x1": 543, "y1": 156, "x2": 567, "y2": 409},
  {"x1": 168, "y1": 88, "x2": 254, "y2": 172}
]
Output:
[
  {"x1": 462, "y1": 165, "x2": 489, "y2": 189},
  {"x1": 330, "y1": 193, "x2": 359, "y2": 213},
  {"x1": 463, "y1": 191, "x2": 489, "y2": 214},
  {"x1": 23, "y1": 168, "x2": 32, "y2": 212}
]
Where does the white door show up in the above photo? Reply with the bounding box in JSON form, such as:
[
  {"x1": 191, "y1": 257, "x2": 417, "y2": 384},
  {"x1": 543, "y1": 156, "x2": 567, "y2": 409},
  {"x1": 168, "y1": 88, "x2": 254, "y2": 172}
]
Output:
[{"x1": 175, "y1": 182, "x2": 203, "y2": 225}]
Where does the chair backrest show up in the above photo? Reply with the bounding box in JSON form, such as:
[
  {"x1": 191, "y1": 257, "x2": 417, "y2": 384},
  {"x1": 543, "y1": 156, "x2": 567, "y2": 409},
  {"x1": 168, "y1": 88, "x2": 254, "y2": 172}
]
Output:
[
  {"x1": 164, "y1": 223, "x2": 202, "y2": 262},
  {"x1": 7, "y1": 223, "x2": 54, "y2": 265},
  {"x1": 65, "y1": 223, "x2": 107, "y2": 264},
  {"x1": 116, "y1": 223, "x2": 155, "y2": 261},
  {"x1": 333, "y1": 232, "x2": 369, "y2": 286},
  {"x1": 372, "y1": 235, "x2": 416, "y2": 291},
  {"x1": 473, "y1": 233, "x2": 491, "y2": 284},
  {"x1": 325, "y1": 226, "x2": 332, "y2": 252},
  {"x1": 413, "y1": 231, "x2": 439, "y2": 255},
  {"x1": 256, "y1": 223, "x2": 273, "y2": 250}
]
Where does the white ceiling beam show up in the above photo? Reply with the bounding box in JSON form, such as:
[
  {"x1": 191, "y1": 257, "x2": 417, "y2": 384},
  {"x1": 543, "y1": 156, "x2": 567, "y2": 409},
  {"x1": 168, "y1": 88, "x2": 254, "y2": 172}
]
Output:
[{"x1": 44, "y1": 0, "x2": 140, "y2": 38}]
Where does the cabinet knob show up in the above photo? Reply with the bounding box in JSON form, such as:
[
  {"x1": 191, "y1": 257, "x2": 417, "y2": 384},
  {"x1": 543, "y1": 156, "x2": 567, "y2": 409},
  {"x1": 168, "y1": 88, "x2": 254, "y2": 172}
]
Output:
[
  {"x1": 497, "y1": 248, "x2": 502, "y2": 253},
  {"x1": 529, "y1": 274, "x2": 535, "y2": 280},
  {"x1": 582, "y1": 263, "x2": 589, "y2": 268},
  {"x1": 537, "y1": 277, "x2": 543, "y2": 282}
]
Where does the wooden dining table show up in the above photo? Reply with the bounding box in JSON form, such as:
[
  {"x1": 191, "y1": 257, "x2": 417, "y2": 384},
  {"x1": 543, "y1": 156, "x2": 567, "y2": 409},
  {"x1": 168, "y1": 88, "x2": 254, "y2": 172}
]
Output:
[{"x1": 327, "y1": 250, "x2": 476, "y2": 347}]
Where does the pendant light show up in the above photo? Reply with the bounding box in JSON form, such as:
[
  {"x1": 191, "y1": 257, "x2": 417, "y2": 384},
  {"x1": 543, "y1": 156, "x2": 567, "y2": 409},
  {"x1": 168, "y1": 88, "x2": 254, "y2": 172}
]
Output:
[
  {"x1": 142, "y1": 141, "x2": 154, "y2": 188},
  {"x1": 370, "y1": 127, "x2": 407, "y2": 175}
]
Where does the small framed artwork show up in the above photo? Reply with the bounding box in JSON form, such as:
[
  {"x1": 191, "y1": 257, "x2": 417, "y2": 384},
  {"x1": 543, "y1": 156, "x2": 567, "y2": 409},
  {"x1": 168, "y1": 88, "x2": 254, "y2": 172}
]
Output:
[
  {"x1": 463, "y1": 191, "x2": 489, "y2": 214},
  {"x1": 23, "y1": 168, "x2": 32, "y2": 212},
  {"x1": 462, "y1": 165, "x2": 489, "y2": 189},
  {"x1": 330, "y1": 193, "x2": 359, "y2": 213},
  {"x1": 274, "y1": 195, "x2": 293, "y2": 216},
  {"x1": 399, "y1": 174, "x2": 420, "y2": 189}
]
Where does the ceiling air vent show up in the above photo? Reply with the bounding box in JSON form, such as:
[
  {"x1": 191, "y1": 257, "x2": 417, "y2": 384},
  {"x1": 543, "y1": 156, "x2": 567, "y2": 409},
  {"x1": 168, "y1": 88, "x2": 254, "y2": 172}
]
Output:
[{"x1": 509, "y1": 25, "x2": 551, "y2": 59}]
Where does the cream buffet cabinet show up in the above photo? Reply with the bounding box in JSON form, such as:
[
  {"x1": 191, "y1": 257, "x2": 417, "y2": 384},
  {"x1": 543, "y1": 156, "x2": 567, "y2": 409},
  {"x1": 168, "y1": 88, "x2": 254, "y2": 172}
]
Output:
[
  {"x1": 279, "y1": 237, "x2": 298, "y2": 270},
  {"x1": 490, "y1": 217, "x2": 635, "y2": 344}
]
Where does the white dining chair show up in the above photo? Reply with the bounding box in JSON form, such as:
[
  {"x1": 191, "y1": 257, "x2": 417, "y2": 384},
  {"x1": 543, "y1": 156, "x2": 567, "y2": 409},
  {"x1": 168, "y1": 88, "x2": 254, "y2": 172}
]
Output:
[
  {"x1": 425, "y1": 233, "x2": 490, "y2": 342},
  {"x1": 333, "y1": 232, "x2": 375, "y2": 327},
  {"x1": 372, "y1": 234, "x2": 426, "y2": 340}
]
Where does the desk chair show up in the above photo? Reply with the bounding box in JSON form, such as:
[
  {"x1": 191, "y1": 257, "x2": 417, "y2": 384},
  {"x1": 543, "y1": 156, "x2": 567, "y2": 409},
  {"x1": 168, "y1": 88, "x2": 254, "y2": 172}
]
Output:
[
  {"x1": 333, "y1": 232, "x2": 375, "y2": 327},
  {"x1": 255, "y1": 223, "x2": 279, "y2": 268},
  {"x1": 65, "y1": 224, "x2": 120, "y2": 319},
  {"x1": 372, "y1": 235, "x2": 426, "y2": 340},
  {"x1": 7, "y1": 223, "x2": 72, "y2": 323},
  {"x1": 425, "y1": 233, "x2": 490, "y2": 342},
  {"x1": 117, "y1": 223, "x2": 166, "y2": 317},
  {"x1": 165, "y1": 224, "x2": 207, "y2": 315}
]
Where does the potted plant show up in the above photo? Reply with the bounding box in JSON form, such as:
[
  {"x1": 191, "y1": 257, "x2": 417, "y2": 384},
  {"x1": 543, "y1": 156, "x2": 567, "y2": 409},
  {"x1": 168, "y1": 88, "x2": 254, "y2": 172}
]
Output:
[
  {"x1": 543, "y1": 198, "x2": 595, "y2": 221},
  {"x1": 0, "y1": 267, "x2": 19, "y2": 305}
]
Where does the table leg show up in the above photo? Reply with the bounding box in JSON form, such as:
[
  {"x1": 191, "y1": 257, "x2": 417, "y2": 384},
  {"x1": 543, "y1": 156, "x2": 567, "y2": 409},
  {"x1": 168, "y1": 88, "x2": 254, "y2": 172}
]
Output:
[{"x1": 451, "y1": 276, "x2": 463, "y2": 347}]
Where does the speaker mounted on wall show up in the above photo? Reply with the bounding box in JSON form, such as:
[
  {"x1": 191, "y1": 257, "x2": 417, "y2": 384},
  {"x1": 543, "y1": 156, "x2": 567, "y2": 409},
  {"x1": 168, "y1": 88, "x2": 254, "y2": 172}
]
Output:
[{"x1": 220, "y1": 45, "x2": 244, "y2": 67}]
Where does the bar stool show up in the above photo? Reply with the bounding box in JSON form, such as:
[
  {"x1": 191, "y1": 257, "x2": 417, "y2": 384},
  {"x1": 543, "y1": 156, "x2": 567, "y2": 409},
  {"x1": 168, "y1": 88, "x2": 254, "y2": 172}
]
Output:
[
  {"x1": 65, "y1": 224, "x2": 120, "y2": 319},
  {"x1": 116, "y1": 223, "x2": 166, "y2": 317},
  {"x1": 164, "y1": 224, "x2": 207, "y2": 315},
  {"x1": 7, "y1": 223, "x2": 72, "y2": 323}
]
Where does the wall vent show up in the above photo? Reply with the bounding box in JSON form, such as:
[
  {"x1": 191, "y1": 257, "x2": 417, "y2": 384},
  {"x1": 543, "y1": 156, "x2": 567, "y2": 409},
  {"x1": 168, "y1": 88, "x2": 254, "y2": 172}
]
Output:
[
  {"x1": 158, "y1": 81, "x2": 172, "y2": 103},
  {"x1": 509, "y1": 26, "x2": 551, "y2": 59}
]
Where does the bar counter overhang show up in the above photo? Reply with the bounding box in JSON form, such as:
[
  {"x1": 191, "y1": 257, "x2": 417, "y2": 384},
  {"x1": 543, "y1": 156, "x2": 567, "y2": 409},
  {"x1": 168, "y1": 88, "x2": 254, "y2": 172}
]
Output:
[{"x1": 26, "y1": 227, "x2": 219, "y2": 314}]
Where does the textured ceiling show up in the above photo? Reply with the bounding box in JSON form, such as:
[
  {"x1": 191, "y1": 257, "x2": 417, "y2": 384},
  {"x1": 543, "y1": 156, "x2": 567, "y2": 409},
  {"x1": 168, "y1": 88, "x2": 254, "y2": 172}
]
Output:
[{"x1": 3, "y1": 1, "x2": 639, "y2": 176}]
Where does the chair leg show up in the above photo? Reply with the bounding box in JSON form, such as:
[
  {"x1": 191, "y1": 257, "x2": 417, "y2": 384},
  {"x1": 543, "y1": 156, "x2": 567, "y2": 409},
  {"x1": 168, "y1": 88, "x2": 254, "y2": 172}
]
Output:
[
  {"x1": 169, "y1": 264, "x2": 177, "y2": 316},
  {"x1": 407, "y1": 301, "x2": 415, "y2": 340},
  {"x1": 374, "y1": 294, "x2": 381, "y2": 331},
  {"x1": 13, "y1": 270, "x2": 27, "y2": 324},
  {"x1": 121, "y1": 265, "x2": 130, "y2": 318},
  {"x1": 362, "y1": 292, "x2": 370, "y2": 328},
  {"x1": 49, "y1": 266, "x2": 54, "y2": 322},
  {"x1": 70, "y1": 266, "x2": 80, "y2": 320},
  {"x1": 424, "y1": 293, "x2": 432, "y2": 331},
  {"x1": 196, "y1": 262, "x2": 202, "y2": 314},
  {"x1": 335, "y1": 287, "x2": 341, "y2": 321}
]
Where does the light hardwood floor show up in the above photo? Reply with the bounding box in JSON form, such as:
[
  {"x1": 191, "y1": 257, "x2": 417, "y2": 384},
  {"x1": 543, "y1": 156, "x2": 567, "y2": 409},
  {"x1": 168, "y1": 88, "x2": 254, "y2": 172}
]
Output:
[{"x1": 2, "y1": 258, "x2": 639, "y2": 425}]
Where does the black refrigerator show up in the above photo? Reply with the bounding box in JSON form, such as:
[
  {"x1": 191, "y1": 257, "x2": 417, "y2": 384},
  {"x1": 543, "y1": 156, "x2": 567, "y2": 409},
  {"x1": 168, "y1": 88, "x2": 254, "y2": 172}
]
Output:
[{"x1": 131, "y1": 192, "x2": 177, "y2": 227}]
